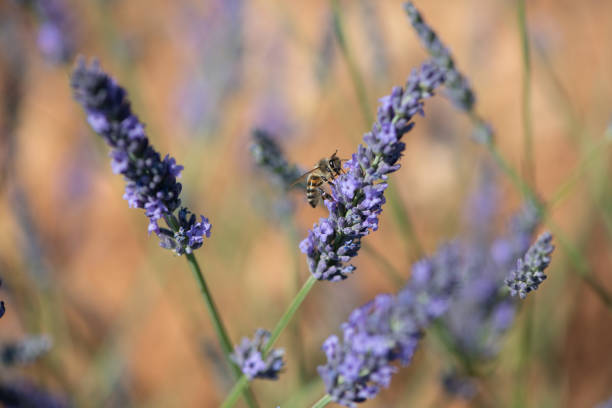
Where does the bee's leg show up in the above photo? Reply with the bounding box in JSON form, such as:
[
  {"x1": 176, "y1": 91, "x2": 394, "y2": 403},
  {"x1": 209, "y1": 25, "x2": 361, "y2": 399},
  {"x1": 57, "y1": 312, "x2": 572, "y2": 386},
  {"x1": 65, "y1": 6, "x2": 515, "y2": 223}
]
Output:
[{"x1": 318, "y1": 187, "x2": 335, "y2": 203}]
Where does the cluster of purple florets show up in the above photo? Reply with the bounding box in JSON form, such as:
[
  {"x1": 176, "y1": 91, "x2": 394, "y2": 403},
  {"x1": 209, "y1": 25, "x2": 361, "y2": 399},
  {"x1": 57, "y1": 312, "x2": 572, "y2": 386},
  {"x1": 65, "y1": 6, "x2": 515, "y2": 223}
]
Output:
[
  {"x1": 230, "y1": 329, "x2": 285, "y2": 380},
  {"x1": 318, "y1": 244, "x2": 459, "y2": 407},
  {"x1": 404, "y1": 2, "x2": 475, "y2": 113},
  {"x1": 505, "y1": 232, "x2": 554, "y2": 299},
  {"x1": 299, "y1": 61, "x2": 445, "y2": 281},
  {"x1": 71, "y1": 59, "x2": 211, "y2": 255}
]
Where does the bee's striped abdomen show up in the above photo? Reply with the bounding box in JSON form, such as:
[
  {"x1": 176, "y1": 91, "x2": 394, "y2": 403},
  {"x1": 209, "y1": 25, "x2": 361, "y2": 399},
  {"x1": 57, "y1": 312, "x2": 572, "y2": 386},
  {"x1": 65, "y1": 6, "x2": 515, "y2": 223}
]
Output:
[{"x1": 306, "y1": 174, "x2": 325, "y2": 207}]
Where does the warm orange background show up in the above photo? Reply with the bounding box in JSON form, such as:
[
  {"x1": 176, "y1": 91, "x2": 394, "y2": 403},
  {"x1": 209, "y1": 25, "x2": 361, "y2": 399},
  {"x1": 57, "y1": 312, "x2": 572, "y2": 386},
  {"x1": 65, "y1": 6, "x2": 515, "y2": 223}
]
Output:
[{"x1": 0, "y1": 0, "x2": 611, "y2": 407}]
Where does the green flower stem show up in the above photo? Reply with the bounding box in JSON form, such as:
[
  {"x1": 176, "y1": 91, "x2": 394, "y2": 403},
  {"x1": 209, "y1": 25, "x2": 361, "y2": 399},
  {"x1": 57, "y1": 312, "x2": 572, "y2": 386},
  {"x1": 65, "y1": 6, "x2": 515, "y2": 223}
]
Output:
[
  {"x1": 362, "y1": 243, "x2": 405, "y2": 286},
  {"x1": 312, "y1": 394, "x2": 333, "y2": 408},
  {"x1": 281, "y1": 215, "x2": 309, "y2": 384},
  {"x1": 221, "y1": 276, "x2": 318, "y2": 408},
  {"x1": 517, "y1": 0, "x2": 534, "y2": 184},
  {"x1": 513, "y1": 298, "x2": 535, "y2": 408},
  {"x1": 331, "y1": 0, "x2": 373, "y2": 128},
  {"x1": 184, "y1": 253, "x2": 259, "y2": 408},
  {"x1": 547, "y1": 134, "x2": 612, "y2": 210},
  {"x1": 331, "y1": 0, "x2": 424, "y2": 259}
]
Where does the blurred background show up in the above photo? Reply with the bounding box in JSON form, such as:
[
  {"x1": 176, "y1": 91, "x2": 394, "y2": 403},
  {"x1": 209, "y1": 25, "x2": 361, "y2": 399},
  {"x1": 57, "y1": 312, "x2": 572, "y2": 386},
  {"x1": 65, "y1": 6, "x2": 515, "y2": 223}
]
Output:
[{"x1": 0, "y1": 0, "x2": 611, "y2": 407}]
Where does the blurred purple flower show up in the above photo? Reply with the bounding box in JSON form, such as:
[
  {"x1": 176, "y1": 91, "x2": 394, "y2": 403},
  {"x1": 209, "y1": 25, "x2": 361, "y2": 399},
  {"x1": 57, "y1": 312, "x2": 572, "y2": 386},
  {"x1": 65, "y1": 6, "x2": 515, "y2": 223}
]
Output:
[
  {"x1": 174, "y1": 0, "x2": 243, "y2": 134},
  {"x1": 0, "y1": 379, "x2": 68, "y2": 408},
  {"x1": 1, "y1": 335, "x2": 52, "y2": 367},
  {"x1": 317, "y1": 244, "x2": 459, "y2": 407},
  {"x1": 71, "y1": 59, "x2": 211, "y2": 255},
  {"x1": 250, "y1": 129, "x2": 303, "y2": 190},
  {"x1": 358, "y1": 0, "x2": 389, "y2": 80},
  {"x1": 230, "y1": 329, "x2": 285, "y2": 380},
  {"x1": 442, "y1": 172, "x2": 540, "y2": 362},
  {"x1": 34, "y1": 0, "x2": 75, "y2": 64},
  {"x1": 505, "y1": 231, "x2": 554, "y2": 299},
  {"x1": 300, "y1": 61, "x2": 445, "y2": 281}
]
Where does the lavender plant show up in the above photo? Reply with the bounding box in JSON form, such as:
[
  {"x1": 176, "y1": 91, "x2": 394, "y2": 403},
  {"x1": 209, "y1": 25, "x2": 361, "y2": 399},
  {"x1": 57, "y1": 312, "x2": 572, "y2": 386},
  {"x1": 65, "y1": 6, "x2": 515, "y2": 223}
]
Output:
[
  {"x1": 317, "y1": 244, "x2": 459, "y2": 406},
  {"x1": 71, "y1": 58, "x2": 258, "y2": 408},
  {"x1": 299, "y1": 61, "x2": 445, "y2": 281},
  {"x1": 70, "y1": 59, "x2": 211, "y2": 255},
  {"x1": 505, "y1": 232, "x2": 554, "y2": 299},
  {"x1": 230, "y1": 329, "x2": 285, "y2": 380}
]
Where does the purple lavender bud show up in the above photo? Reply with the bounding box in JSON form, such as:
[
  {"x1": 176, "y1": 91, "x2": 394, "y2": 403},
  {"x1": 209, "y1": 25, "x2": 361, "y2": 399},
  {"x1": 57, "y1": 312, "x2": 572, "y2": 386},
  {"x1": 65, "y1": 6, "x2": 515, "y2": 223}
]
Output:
[
  {"x1": 403, "y1": 2, "x2": 475, "y2": 113},
  {"x1": 34, "y1": 0, "x2": 75, "y2": 64},
  {"x1": 250, "y1": 129, "x2": 303, "y2": 189},
  {"x1": 300, "y1": 61, "x2": 445, "y2": 281},
  {"x1": 0, "y1": 380, "x2": 68, "y2": 408},
  {"x1": 1, "y1": 335, "x2": 52, "y2": 367},
  {"x1": 71, "y1": 59, "x2": 211, "y2": 253},
  {"x1": 230, "y1": 329, "x2": 285, "y2": 380},
  {"x1": 505, "y1": 232, "x2": 554, "y2": 299},
  {"x1": 317, "y1": 244, "x2": 458, "y2": 406}
]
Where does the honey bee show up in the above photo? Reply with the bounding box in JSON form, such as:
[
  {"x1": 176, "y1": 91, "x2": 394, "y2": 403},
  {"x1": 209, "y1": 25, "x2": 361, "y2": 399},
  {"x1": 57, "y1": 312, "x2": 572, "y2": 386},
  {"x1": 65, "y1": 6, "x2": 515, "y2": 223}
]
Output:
[{"x1": 291, "y1": 151, "x2": 345, "y2": 208}]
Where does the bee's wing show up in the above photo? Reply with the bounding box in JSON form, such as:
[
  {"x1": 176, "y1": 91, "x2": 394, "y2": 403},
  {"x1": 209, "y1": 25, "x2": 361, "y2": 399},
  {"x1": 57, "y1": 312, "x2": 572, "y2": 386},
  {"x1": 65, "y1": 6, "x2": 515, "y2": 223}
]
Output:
[{"x1": 289, "y1": 168, "x2": 318, "y2": 188}]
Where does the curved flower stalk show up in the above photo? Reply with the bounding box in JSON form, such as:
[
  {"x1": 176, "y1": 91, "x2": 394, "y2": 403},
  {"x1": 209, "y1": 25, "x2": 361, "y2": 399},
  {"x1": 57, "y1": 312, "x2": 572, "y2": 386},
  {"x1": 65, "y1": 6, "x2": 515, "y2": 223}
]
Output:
[
  {"x1": 231, "y1": 329, "x2": 285, "y2": 381},
  {"x1": 317, "y1": 244, "x2": 459, "y2": 406},
  {"x1": 299, "y1": 61, "x2": 445, "y2": 281},
  {"x1": 70, "y1": 59, "x2": 211, "y2": 255},
  {"x1": 403, "y1": 2, "x2": 493, "y2": 144},
  {"x1": 505, "y1": 232, "x2": 554, "y2": 299},
  {"x1": 403, "y1": 2, "x2": 475, "y2": 113}
]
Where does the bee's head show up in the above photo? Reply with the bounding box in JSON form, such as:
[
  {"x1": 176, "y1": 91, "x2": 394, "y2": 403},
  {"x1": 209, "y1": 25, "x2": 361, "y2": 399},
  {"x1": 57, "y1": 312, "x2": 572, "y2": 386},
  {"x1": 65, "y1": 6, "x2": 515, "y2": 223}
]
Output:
[{"x1": 328, "y1": 150, "x2": 342, "y2": 175}]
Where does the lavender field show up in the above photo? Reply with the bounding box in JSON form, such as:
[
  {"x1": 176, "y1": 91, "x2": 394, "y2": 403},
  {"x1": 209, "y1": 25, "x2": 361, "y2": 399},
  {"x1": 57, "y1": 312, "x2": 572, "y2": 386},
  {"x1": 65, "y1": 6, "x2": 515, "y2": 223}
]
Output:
[{"x1": 0, "y1": 1, "x2": 611, "y2": 407}]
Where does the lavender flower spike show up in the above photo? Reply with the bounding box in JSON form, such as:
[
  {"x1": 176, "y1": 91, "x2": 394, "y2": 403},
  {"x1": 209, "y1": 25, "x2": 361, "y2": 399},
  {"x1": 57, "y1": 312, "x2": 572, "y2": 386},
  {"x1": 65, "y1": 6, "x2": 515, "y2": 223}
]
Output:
[
  {"x1": 505, "y1": 232, "x2": 554, "y2": 299},
  {"x1": 318, "y1": 244, "x2": 459, "y2": 407},
  {"x1": 71, "y1": 59, "x2": 211, "y2": 255},
  {"x1": 250, "y1": 129, "x2": 302, "y2": 189},
  {"x1": 404, "y1": 2, "x2": 475, "y2": 113},
  {"x1": 300, "y1": 61, "x2": 444, "y2": 281},
  {"x1": 230, "y1": 329, "x2": 285, "y2": 380}
]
